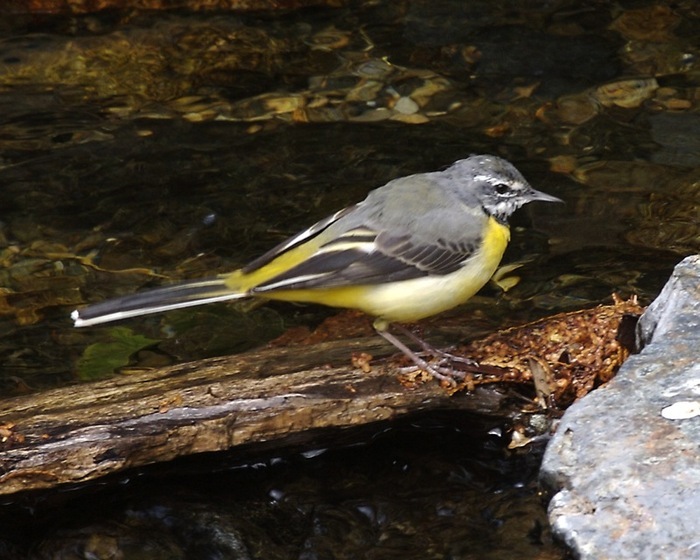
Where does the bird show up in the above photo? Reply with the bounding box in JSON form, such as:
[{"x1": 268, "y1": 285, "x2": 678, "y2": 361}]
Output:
[{"x1": 72, "y1": 155, "x2": 562, "y2": 384}]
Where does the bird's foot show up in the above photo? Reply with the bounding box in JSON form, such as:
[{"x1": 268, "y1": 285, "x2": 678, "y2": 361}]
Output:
[
  {"x1": 397, "y1": 352, "x2": 479, "y2": 386},
  {"x1": 374, "y1": 323, "x2": 478, "y2": 387}
]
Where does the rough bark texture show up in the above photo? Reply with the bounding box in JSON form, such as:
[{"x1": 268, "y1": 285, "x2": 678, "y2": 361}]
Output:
[
  {"x1": 0, "y1": 337, "x2": 510, "y2": 496},
  {"x1": 1, "y1": 299, "x2": 641, "y2": 497}
]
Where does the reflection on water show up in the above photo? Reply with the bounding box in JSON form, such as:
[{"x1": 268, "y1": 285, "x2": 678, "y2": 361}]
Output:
[{"x1": 1, "y1": 0, "x2": 698, "y2": 557}]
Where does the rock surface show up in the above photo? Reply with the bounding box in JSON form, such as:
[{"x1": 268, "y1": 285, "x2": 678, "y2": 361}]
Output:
[{"x1": 541, "y1": 255, "x2": 700, "y2": 559}]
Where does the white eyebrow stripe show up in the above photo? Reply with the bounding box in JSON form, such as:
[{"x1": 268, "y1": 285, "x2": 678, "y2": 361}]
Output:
[
  {"x1": 473, "y1": 174, "x2": 499, "y2": 183},
  {"x1": 474, "y1": 174, "x2": 518, "y2": 185}
]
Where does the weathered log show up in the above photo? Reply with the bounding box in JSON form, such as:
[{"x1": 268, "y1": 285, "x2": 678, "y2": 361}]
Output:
[
  {"x1": 0, "y1": 336, "x2": 511, "y2": 497},
  {"x1": 0, "y1": 297, "x2": 643, "y2": 497}
]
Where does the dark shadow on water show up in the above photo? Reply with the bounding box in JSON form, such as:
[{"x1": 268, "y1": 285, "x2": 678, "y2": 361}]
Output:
[{"x1": 1, "y1": 411, "x2": 566, "y2": 559}]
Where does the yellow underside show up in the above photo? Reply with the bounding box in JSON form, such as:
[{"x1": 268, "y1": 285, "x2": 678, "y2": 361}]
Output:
[{"x1": 228, "y1": 216, "x2": 510, "y2": 323}]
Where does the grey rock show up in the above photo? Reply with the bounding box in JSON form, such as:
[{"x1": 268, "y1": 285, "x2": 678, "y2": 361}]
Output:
[
  {"x1": 541, "y1": 255, "x2": 700, "y2": 560},
  {"x1": 637, "y1": 254, "x2": 700, "y2": 350}
]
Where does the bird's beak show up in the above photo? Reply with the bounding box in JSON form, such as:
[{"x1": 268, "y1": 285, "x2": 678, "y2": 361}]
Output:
[{"x1": 528, "y1": 188, "x2": 564, "y2": 204}]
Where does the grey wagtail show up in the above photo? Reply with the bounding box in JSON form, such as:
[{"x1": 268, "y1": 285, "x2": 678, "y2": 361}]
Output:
[{"x1": 72, "y1": 155, "x2": 561, "y2": 383}]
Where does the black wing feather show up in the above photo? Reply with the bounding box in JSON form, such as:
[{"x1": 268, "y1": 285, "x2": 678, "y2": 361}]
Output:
[
  {"x1": 242, "y1": 204, "x2": 359, "y2": 275},
  {"x1": 253, "y1": 226, "x2": 481, "y2": 293}
]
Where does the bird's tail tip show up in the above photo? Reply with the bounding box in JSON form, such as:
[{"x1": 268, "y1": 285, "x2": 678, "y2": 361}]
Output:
[{"x1": 71, "y1": 276, "x2": 245, "y2": 327}]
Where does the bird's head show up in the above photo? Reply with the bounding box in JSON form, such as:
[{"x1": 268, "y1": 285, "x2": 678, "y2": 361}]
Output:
[{"x1": 448, "y1": 155, "x2": 562, "y2": 223}]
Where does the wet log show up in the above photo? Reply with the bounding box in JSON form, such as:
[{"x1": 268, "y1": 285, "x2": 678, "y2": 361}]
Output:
[
  {"x1": 0, "y1": 297, "x2": 642, "y2": 497},
  {"x1": 0, "y1": 336, "x2": 511, "y2": 497}
]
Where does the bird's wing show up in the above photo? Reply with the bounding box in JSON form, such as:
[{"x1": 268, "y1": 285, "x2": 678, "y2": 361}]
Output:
[
  {"x1": 240, "y1": 204, "x2": 359, "y2": 275},
  {"x1": 251, "y1": 225, "x2": 481, "y2": 293}
]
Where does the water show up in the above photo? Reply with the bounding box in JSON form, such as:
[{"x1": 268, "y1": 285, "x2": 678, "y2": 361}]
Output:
[
  {"x1": 3, "y1": 413, "x2": 557, "y2": 559},
  {"x1": 1, "y1": 0, "x2": 698, "y2": 557}
]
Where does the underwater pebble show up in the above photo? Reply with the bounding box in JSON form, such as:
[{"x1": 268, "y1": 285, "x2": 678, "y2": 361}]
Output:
[{"x1": 393, "y1": 96, "x2": 419, "y2": 114}]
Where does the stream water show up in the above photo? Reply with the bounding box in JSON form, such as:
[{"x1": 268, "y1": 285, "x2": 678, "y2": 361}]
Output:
[{"x1": 1, "y1": 0, "x2": 698, "y2": 557}]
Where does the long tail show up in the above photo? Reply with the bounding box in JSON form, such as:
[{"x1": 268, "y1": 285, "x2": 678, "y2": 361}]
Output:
[{"x1": 71, "y1": 276, "x2": 246, "y2": 327}]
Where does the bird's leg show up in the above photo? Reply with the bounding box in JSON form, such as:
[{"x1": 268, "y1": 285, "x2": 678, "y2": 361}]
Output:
[
  {"x1": 390, "y1": 323, "x2": 477, "y2": 367},
  {"x1": 374, "y1": 327, "x2": 461, "y2": 385},
  {"x1": 373, "y1": 320, "x2": 473, "y2": 384}
]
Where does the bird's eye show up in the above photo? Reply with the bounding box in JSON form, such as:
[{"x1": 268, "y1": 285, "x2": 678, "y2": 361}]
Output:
[{"x1": 494, "y1": 183, "x2": 511, "y2": 196}]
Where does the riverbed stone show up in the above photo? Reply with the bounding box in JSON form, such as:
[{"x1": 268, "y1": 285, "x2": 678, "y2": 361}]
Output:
[{"x1": 540, "y1": 255, "x2": 700, "y2": 560}]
